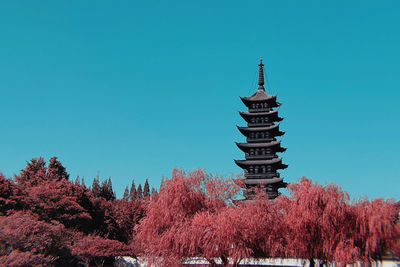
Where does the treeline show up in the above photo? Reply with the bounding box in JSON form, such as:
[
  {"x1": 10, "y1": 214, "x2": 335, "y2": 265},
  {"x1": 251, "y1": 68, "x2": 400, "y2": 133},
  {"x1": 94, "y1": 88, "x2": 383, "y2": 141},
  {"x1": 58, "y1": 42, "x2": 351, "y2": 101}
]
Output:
[
  {"x1": 0, "y1": 157, "x2": 399, "y2": 267},
  {"x1": 0, "y1": 157, "x2": 149, "y2": 266}
]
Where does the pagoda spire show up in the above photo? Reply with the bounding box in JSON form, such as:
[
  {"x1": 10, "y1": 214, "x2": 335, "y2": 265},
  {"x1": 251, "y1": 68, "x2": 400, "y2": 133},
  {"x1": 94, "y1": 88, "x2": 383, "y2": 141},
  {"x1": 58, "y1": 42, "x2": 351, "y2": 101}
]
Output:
[{"x1": 258, "y1": 57, "x2": 265, "y2": 91}]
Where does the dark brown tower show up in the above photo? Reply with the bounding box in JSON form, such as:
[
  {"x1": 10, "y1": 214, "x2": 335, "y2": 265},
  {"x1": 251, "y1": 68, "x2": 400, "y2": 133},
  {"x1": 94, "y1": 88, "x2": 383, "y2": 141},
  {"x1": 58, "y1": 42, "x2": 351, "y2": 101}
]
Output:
[{"x1": 235, "y1": 58, "x2": 287, "y2": 199}]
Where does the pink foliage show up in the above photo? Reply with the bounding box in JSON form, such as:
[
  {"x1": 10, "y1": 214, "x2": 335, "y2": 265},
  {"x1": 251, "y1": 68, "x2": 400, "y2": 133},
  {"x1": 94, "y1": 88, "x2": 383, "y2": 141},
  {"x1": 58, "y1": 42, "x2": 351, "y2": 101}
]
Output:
[
  {"x1": 352, "y1": 198, "x2": 399, "y2": 261},
  {"x1": 135, "y1": 168, "x2": 241, "y2": 266},
  {"x1": 0, "y1": 250, "x2": 55, "y2": 267},
  {"x1": 0, "y1": 211, "x2": 75, "y2": 265}
]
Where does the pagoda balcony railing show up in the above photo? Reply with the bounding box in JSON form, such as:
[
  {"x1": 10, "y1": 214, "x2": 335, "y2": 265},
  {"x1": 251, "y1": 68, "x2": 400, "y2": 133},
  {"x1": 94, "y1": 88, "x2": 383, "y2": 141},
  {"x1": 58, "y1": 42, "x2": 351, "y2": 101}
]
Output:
[
  {"x1": 245, "y1": 173, "x2": 280, "y2": 179},
  {"x1": 247, "y1": 123, "x2": 274, "y2": 127},
  {"x1": 247, "y1": 138, "x2": 276, "y2": 143},
  {"x1": 245, "y1": 154, "x2": 278, "y2": 160},
  {"x1": 248, "y1": 108, "x2": 273, "y2": 113}
]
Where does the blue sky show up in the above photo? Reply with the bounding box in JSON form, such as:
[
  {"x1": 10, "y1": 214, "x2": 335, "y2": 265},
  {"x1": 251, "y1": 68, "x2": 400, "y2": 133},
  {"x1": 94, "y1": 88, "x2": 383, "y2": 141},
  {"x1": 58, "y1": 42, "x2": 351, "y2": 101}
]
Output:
[{"x1": 0, "y1": 1, "x2": 399, "y2": 200}]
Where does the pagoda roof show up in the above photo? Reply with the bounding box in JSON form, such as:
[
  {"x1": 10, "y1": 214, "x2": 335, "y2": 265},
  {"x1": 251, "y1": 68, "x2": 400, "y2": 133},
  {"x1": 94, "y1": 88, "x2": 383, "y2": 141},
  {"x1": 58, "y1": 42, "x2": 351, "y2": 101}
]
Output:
[
  {"x1": 242, "y1": 89, "x2": 276, "y2": 102},
  {"x1": 235, "y1": 141, "x2": 286, "y2": 152},
  {"x1": 240, "y1": 91, "x2": 281, "y2": 107},
  {"x1": 239, "y1": 110, "x2": 283, "y2": 121},
  {"x1": 243, "y1": 177, "x2": 283, "y2": 185},
  {"x1": 234, "y1": 158, "x2": 288, "y2": 169},
  {"x1": 238, "y1": 124, "x2": 278, "y2": 132},
  {"x1": 237, "y1": 124, "x2": 284, "y2": 136}
]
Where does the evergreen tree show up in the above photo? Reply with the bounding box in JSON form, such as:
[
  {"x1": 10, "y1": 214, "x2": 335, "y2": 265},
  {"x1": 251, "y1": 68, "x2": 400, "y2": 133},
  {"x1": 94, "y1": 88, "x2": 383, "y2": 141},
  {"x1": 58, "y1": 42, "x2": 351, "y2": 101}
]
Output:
[
  {"x1": 122, "y1": 186, "x2": 129, "y2": 201},
  {"x1": 81, "y1": 177, "x2": 85, "y2": 188},
  {"x1": 160, "y1": 177, "x2": 166, "y2": 190},
  {"x1": 74, "y1": 176, "x2": 80, "y2": 185},
  {"x1": 129, "y1": 180, "x2": 136, "y2": 201},
  {"x1": 136, "y1": 184, "x2": 143, "y2": 199},
  {"x1": 150, "y1": 187, "x2": 156, "y2": 196},
  {"x1": 47, "y1": 157, "x2": 69, "y2": 181},
  {"x1": 15, "y1": 157, "x2": 47, "y2": 187},
  {"x1": 91, "y1": 177, "x2": 101, "y2": 198},
  {"x1": 100, "y1": 178, "x2": 115, "y2": 201},
  {"x1": 143, "y1": 179, "x2": 150, "y2": 197}
]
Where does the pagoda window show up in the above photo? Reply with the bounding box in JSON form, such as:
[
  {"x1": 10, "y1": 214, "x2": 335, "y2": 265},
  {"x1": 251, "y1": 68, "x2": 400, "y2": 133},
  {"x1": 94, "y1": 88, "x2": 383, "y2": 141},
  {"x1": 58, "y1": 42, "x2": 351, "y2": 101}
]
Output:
[
  {"x1": 251, "y1": 118, "x2": 255, "y2": 123},
  {"x1": 265, "y1": 132, "x2": 269, "y2": 138},
  {"x1": 261, "y1": 148, "x2": 265, "y2": 155},
  {"x1": 256, "y1": 118, "x2": 259, "y2": 124},
  {"x1": 250, "y1": 149, "x2": 254, "y2": 155},
  {"x1": 265, "y1": 117, "x2": 269, "y2": 122},
  {"x1": 249, "y1": 167, "x2": 254, "y2": 174},
  {"x1": 252, "y1": 104, "x2": 255, "y2": 108},
  {"x1": 267, "y1": 165, "x2": 272, "y2": 173},
  {"x1": 254, "y1": 167, "x2": 259, "y2": 174},
  {"x1": 250, "y1": 133, "x2": 254, "y2": 139},
  {"x1": 264, "y1": 103, "x2": 267, "y2": 108},
  {"x1": 262, "y1": 166, "x2": 266, "y2": 173}
]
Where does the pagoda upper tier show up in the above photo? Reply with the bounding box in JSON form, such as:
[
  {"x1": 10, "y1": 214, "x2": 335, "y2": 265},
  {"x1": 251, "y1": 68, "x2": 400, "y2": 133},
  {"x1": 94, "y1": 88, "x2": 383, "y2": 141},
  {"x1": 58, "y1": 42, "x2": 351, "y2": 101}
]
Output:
[
  {"x1": 240, "y1": 93, "x2": 281, "y2": 109},
  {"x1": 234, "y1": 57, "x2": 287, "y2": 199},
  {"x1": 239, "y1": 110, "x2": 283, "y2": 124},
  {"x1": 235, "y1": 141, "x2": 286, "y2": 153},
  {"x1": 237, "y1": 124, "x2": 285, "y2": 138}
]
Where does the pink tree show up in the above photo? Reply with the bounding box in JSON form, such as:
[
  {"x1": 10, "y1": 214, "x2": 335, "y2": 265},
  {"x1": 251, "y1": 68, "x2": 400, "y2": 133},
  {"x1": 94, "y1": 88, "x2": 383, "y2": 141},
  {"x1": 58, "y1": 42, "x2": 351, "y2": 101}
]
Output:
[
  {"x1": 281, "y1": 177, "x2": 356, "y2": 266},
  {"x1": 0, "y1": 211, "x2": 77, "y2": 266},
  {"x1": 135, "y1": 168, "x2": 240, "y2": 266},
  {"x1": 351, "y1": 198, "x2": 399, "y2": 261}
]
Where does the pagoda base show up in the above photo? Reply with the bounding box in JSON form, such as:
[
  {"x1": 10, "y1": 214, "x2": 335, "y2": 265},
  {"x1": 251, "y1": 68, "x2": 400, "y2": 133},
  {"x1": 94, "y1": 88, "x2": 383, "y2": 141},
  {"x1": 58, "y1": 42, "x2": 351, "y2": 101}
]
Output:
[{"x1": 243, "y1": 177, "x2": 287, "y2": 200}]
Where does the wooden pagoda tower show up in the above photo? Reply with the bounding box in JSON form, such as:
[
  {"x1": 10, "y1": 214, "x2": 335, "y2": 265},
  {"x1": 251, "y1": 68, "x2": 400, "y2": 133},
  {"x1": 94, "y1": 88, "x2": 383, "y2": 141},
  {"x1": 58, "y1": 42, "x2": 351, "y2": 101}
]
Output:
[{"x1": 235, "y1": 58, "x2": 287, "y2": 199}]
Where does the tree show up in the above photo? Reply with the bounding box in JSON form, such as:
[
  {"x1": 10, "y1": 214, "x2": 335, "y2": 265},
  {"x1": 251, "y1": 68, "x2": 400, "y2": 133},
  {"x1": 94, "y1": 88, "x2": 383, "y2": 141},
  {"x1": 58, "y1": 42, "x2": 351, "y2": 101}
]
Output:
[
  {"x1": 281, "y1": 177, "x2": 362, "y2": 266},
  {"x1": 99, "y1": 178, "x2": 115, "y2": 201},
  {"x1": 150, "y1": 187, "x2": 157, "y2": 196},
  {"x1": 2, "y1": 157, "x2": 138, "y2": 266},
  {"x1": 0, "y1": 211, "x2": 78, "y2": 266},
  {"x1": 135, "y1": 169, "x2": 240, "y2": 266},
  {"x1": 143, "y1": 179, "x2": 150, "y2": 197},
  {"x1": 15, "y1": 157, "x2": 47, "y2": 187},
  {"x1": 72, "y1": 234, "x2": 131, "y2": 266},
  {"x1": 136, "y1": 184, "x2": 143, "y2": 199},
  {"x1": 75, "y1": 176, "x2": 80, "y2": 186},
  {"x1": 129, "y1": 179, "x2": 136, "y2": 201},
  {"x1": 112, "y1": 199, "x2": 147, "y2": 243},
  {"x1": 0, "y1": 173, "x2": 18, "y2": 214},
  {"x1": 91, "y1": 177, "x2": 101, "y2": 198},
  {"x1": 122, "y1": 186, "x2": 129, "y2": 201},
  {"x1": 351, "y1": 198, "x2": 399, "y2": 262},
  {"x1": 46, "y1": 157, "x2": 69, "y2": 181}
]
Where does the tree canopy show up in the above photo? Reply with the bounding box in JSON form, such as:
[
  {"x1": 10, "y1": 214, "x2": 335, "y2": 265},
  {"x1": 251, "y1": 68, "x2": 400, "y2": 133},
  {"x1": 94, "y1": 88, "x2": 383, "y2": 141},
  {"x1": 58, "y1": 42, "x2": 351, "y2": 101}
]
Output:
[{"x1": 0, "y1": 157, "x2": 398, "y2": 266}]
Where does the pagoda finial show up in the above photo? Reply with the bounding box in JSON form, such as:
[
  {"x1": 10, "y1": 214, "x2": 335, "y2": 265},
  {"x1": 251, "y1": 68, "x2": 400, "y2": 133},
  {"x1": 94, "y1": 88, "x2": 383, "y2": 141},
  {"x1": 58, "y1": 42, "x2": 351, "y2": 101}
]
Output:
[{"x1": 258, "y1": 57, "x2": 265, "y2": 90}]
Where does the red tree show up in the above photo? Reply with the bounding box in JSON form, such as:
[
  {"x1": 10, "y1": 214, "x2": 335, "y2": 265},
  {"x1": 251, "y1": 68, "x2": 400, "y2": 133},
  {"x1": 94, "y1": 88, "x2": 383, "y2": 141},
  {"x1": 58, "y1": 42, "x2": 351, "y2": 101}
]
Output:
[
  {"x1": 72, "y1": 234, "x2": 131, "y2": 266},
  {"x1": 14, "y1": 157, "x2": 47, "y2": 187},
  {"x1": 281, "y1": 177, "x2": 356, "y2": 266},
  {"x1": 135, "y1": 169, "x2": 240, "y2": 266},
  {"x1": 0, "y1": 211, "x2": 78, "y2": 266},
  {"x1": 351, "y1": 198, "x2": 399, "y2": 262}
]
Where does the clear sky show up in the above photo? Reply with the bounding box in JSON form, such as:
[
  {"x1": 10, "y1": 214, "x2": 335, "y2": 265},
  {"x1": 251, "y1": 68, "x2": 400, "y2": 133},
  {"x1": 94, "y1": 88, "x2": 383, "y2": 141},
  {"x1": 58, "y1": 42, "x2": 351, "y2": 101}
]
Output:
[{"x1": 0, "y1": 1, "x2": 399, "y2": 200}]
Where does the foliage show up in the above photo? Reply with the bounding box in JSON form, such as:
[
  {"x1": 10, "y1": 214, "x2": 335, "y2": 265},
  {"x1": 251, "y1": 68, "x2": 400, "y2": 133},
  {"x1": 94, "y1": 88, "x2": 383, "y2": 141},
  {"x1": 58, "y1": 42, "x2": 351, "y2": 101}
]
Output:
[
  {"x1": 0, "y1": 157, "x2": 150, "y2": 266},
  {"x1": 0, "y1": 158, "x2": 398, "y2": 266}
]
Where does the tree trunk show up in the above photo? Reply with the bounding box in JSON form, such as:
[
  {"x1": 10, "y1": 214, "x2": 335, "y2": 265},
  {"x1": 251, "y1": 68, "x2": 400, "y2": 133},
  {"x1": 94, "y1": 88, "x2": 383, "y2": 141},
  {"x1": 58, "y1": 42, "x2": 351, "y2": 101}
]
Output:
[
  {"x1": 221, "y1": 255, "x2": 229, "y2": 267},
  {"x1": 309, "y1": 258, "x2": 315, "y2": 267},
  {"x1": 208, "y1": 258, "x2": 218, "y2": 267}
]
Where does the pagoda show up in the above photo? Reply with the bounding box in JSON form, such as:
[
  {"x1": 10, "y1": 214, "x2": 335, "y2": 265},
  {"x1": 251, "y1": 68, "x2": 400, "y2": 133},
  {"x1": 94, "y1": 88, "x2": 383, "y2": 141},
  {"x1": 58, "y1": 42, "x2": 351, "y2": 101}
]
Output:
[{"x1": 235, "y1": 58, "x2": 287, "y2": 199}]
